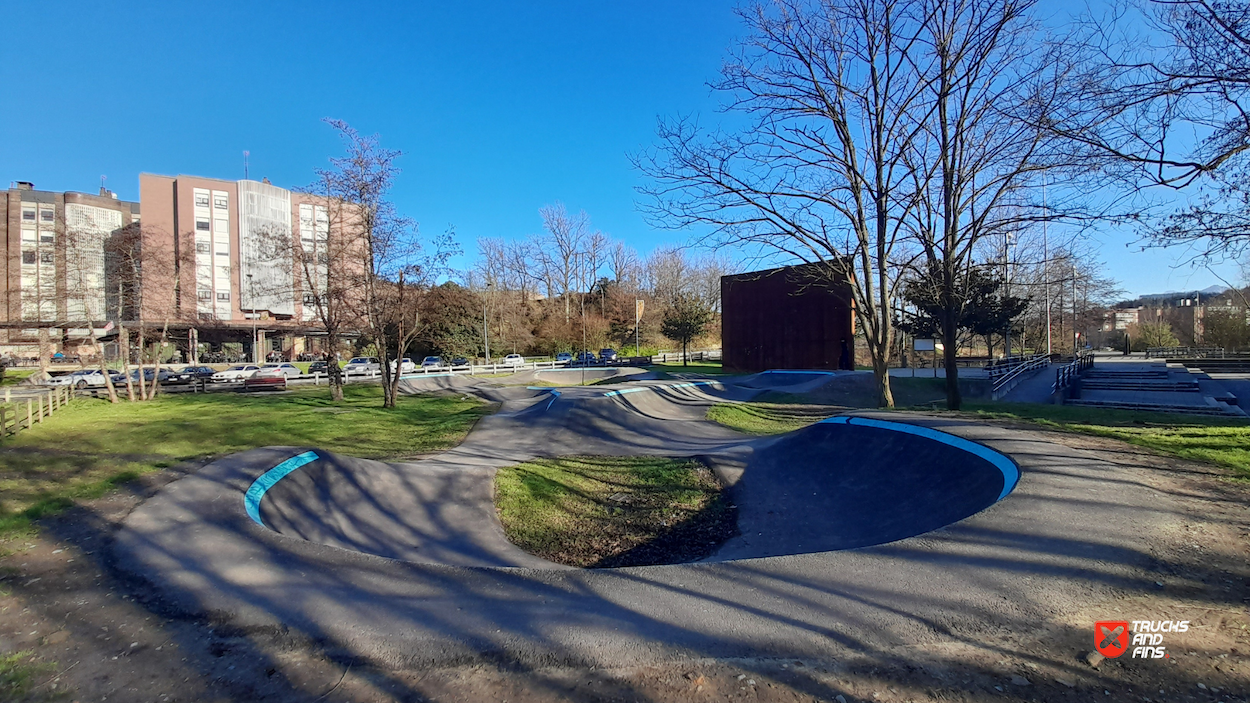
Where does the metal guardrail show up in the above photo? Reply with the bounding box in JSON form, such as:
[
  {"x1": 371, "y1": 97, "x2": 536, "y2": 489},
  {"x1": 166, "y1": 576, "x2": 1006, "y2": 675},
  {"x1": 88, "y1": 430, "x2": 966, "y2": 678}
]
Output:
[
  {"x1": 1053, "y1": 353, "x2": 1094, "y2": 394},
  {"x1": 1146, "y1": 346, "x2": 1225, "y2": 359},
  {"x1": 990, "y1": 354, "x2": 1051, "y2": 399}
]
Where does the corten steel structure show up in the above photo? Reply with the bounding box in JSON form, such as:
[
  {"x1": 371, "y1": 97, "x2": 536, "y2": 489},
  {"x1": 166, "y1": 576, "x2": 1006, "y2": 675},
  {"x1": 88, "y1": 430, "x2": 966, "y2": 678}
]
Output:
[
  {"x1": 1, "y1": 176, "x2": 356, "y2": 363},
  {"x1": 721, "y1": 262, "x2": 855, "y2": 372}
]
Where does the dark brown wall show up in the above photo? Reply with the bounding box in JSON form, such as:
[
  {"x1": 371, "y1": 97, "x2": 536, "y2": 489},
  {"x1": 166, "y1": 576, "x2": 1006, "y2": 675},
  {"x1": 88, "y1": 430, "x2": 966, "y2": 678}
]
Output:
[{"x1": 721, "y1": 262, "x2": 854, "y2": 372}]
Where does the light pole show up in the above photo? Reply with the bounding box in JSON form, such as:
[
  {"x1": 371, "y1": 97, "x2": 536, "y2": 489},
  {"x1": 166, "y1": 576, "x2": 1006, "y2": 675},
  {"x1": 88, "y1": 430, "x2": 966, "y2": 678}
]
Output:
[
  {"x1": 246, "y1": 273, "x2": 258, "y2": 363},
  {"x1": 1043, "y1": 175, "x2": 1052, "y2": 356}
]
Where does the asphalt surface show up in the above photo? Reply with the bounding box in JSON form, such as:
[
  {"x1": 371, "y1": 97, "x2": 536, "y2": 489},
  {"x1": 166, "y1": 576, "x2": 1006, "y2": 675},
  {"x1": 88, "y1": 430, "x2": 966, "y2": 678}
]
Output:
[{"x1": 112, "y1": 369, "x2": 1180, "y2": 669}]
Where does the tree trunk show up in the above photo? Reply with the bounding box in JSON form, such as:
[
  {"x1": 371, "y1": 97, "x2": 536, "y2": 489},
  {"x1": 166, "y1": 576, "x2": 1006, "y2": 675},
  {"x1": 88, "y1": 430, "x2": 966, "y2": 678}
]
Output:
[
  {"x1": 146, "y1": 319, "x2": 170, "y2": 400},
  {"x1": 872, "y1": 354, "x2": 895, "y2": 408},
  {"x1": 118, "y1": 324, "x2": 136, "y2": 402},
  {"x1": 136, "y1": 324, "x2": 148, "y2": 400},
  {"x1": 943, "y1": 306, "x2": 961, "y2": 410},
  {"x1": 90, "y1": 321, "x2": 119, "y2": 404}
]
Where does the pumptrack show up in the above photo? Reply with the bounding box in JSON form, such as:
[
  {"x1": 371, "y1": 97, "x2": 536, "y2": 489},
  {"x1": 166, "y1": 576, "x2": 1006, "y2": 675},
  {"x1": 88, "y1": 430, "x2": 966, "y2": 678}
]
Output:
[{"x1": 111, "y1": 366, "x2": 1160, "y2": 670}]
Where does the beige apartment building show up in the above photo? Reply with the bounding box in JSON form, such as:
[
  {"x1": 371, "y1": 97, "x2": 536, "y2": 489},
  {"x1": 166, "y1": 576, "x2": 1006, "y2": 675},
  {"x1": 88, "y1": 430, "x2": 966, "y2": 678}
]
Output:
[{"x1": 1, "y1": 175, "x2": 346, "y2": 363}]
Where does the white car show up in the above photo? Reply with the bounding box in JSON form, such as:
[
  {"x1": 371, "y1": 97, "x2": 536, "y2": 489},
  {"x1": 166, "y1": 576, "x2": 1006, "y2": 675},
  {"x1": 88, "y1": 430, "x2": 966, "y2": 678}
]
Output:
[
  {"x1": 343, "y1": 357, "x2": 380, "y2": 375},
  {"x1": 48, "y1": 369, "x2": 125, "y2": 388},
  {"x1": 391, "y1": 358, "x2": 417, "y2": 374},
  {"x1": 260, "y1": 363, "x2": 302, "y2": 378},
  {"x1": 212, "y1": 365, "x2": 261, "y2": 383},
  {"x1": 503, "y1": 354, "x2": 525, "y2": 367}
]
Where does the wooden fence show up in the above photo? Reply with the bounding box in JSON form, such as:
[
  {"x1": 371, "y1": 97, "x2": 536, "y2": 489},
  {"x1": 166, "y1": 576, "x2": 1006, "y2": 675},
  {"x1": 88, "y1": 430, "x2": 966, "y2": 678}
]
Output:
[{"x1": 0, "y1": 386, "x2": 72, "y2": 438}]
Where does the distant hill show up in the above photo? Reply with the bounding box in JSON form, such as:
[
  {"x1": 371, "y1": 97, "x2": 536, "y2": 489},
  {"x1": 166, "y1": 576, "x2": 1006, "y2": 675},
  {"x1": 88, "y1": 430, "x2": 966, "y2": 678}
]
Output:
[{"x1": 1115, "y1": 285, "x2": 1231, "y2": 308}]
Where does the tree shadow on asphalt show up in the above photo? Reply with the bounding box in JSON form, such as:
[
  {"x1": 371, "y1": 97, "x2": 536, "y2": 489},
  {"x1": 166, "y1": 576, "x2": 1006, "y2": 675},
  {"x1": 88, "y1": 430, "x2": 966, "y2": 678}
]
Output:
[{"x1": 11, "y1": 424, "x2": 1249, "y2": 702}]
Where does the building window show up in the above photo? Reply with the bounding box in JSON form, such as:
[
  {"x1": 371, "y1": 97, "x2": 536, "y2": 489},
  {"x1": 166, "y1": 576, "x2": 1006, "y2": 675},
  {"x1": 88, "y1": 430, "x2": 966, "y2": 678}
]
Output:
[
  {"x1": 198, "y1": 312, "x2": 215, "y2": 321},
  {"x1": 40, "y1": 252, "x2": 53, "y2": 264},
  {"x1": 40, "y1": 235, "x2": 54, "y2": 243},
  {"x1": 196, "y1": 242, "x2": 210, "y2": 254},
  {"x1": 40, "y1": 210, "x2": 54, "y2": 222},
  {"x1": 216, "y1": 292, "x2": 230, "y2": 302},
  {"x1": 215, "y1": 250, "x2": 229, "y2": 256},
  {"x1": 303, "y1": 293, "x2": 316, "y2": 305},
  {"x1": 197, "y1": 289, "x2": 212, "y2": 301},
  {"x1": 22, "y1": 209, "x2": 35, "y2": 221},
  {"x1": 22, "y1": 251, "x2": 36, "y2": 265},
  {"x1": 214, "y1": 197, "x2": 228, "y2": 209},
  {"x1": 195, "y1": 195, "x2": 210, "y2": 207},
  {"x1": 196, "y1": 219, "x2": 210, "y2": 231}
]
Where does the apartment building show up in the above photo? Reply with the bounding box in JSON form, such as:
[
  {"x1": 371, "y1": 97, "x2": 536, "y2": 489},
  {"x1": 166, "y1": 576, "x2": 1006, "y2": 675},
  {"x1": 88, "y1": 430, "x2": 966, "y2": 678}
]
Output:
[
  {"x1": 2, "y1": 175, "x2": 346, "y2": 361},
  {"x1": 1, "y1": 181, "x2": 141, "y2": 346}
]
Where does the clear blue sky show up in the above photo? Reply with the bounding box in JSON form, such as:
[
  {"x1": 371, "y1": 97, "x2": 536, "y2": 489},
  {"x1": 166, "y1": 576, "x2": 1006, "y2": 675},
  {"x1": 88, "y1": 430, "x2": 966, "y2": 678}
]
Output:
[{"x1": 0, "y1": 1, "x2": 1239, "y2": 299}]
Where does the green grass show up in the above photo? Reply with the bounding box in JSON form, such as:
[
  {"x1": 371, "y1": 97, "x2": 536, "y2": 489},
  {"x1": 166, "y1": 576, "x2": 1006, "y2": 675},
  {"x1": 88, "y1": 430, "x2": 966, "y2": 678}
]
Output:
[
  {"x1": 648, "y1": 361, "x2": 736, "y2": 377},
  {"x1": 959, "y1": 402, "x2": 1250, "y2": 479},
  {"x1": 706, "y1": 403, "x2": 839, "y2": 435},
  {"x1": 1, "y1": 369, "x2": 37, "y2": 387},
  {"x1": 0, "y1": 650, "x2": 56, "y2": 702},
  {"x1": 0, "y1": 385, "x2": 491, "y2": 540},
  {"x1": 494, "y1": 455, "x2": 736, "y2": 567}
]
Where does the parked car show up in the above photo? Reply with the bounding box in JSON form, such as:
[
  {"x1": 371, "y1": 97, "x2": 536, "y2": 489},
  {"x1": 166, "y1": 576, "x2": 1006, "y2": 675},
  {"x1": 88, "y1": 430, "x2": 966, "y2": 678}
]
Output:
[
  {"x1": 503, "y1": 354, "x2": 525, "y2": 367},
  {"x1": 574, "y1": 351, "x2": 597, "y2": 365},
  {"x1": 450, "y1": 357, "x2": 469, "y2": 367},
  {"x1": 307, "y1": 360, "x2": 330, "y2": 375},
  {"x1": 343, "y1": 357, "x2": 380, "y2": 375},
  {"x1": 128, "y1": 368, "x2": 179, "y2": 384},
  {"x1": 48, "y1": 369, "x2": 126, "y2": 389},
  {"x1": 175, "y1": 366, "x2": 217, "y2": 383},
  {"x1": 420, "y1": 356, "x2": 442, "y2": 368},
  {"x1": 243, "y1": 367, "x2": 287, "y2": 391},
  {"x1": 391, "y1": 358, "x2": 417, "y2": 374},
  {"x1": 260, "y1": 362, "x2": 302, "y2": 378},
  {"x1": 599, "y1": 348, "x2": 618, "y2": 362},
  {"x1": 555, "y1": 352, "x2": 573, "y2": 364},
  {"x1": 212, "y1": 365, "x2": 261, "y2": 383}
]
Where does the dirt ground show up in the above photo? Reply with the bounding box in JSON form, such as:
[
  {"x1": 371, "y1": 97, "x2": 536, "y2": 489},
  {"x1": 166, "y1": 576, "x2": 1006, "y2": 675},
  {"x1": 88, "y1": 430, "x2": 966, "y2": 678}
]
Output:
[{"x1": 0, "y1": 424, "x2": 1246, "y2": 703}]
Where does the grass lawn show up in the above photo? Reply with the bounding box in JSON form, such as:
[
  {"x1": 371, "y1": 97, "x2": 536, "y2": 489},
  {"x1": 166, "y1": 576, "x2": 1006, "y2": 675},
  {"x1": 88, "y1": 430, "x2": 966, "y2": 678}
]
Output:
[
  {"x1": 648, "y1": 361, "x2": 737, "y2": 377},
  {"x1": 0, "y1": 369, "x2": 37, "y2": 387},
  {"x1": 0, "y1": 385, "x2": 492, "y2": 540},
  {"x1": 960, "y1": 402, "x2": 1250, "y2": 480},
  {"x1": 494, "y1": 455, "x2": 736, "y2": 568},
  {"x1": 706, "y1": 403, "x2": 840, "y2": 435}
]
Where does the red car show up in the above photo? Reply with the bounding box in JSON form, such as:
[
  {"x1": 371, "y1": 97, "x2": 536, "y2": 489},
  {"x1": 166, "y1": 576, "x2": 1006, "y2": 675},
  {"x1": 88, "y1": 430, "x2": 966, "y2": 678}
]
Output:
[{"x1": 243, "y1": 367, "x2": 288, "y2": 391}]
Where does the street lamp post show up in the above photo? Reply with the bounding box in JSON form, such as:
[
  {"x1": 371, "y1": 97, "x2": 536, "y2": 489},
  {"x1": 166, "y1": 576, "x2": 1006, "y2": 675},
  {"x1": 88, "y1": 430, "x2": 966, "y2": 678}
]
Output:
[{"x1": 246, "y1": 273, "x2": 258, "y2": 364}]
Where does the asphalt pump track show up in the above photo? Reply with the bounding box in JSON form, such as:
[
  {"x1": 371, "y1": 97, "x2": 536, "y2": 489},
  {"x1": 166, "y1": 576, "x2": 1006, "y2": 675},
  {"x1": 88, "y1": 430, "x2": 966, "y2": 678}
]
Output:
[{"x1": 112, "y1": 369, "x2": 1179, "y2": 668}]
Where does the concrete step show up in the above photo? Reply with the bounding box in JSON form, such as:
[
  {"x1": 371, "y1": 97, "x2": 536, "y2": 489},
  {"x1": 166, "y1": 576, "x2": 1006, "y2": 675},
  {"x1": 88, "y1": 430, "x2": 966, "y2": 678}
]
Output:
[
  {"x1": 1064, "y1": 399, "x2": 1243, "y2": 416},
  {"x1": 1080, "y1": 381, "x2": 1199, "y2": 392}
]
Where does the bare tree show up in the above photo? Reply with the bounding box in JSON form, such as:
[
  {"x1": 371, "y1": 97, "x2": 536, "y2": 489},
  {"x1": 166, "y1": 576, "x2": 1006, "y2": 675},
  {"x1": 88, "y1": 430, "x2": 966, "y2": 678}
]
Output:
[
  {"x1": 310, "y1": 119, "x2": 458, "y2": 408},
  {"x1": 537, "y1": 203, "x2": 590, "y2": 322},
  {"x1": 637, "y1": 0, "x2": 933, "y2": 407},
  {"x1": 1061, "y1": 0, "x2": 1250, "y2": 263}
]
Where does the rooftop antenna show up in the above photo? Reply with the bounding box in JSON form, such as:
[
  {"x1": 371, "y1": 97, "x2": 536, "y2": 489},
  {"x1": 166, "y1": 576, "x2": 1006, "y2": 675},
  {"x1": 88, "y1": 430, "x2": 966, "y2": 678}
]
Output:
[
  {"x1": 100, "y1": 175, "x2": 107, "y2": 190},
  {"x1": 243, "y1": 150, "x2": 250, "y2": 180}
]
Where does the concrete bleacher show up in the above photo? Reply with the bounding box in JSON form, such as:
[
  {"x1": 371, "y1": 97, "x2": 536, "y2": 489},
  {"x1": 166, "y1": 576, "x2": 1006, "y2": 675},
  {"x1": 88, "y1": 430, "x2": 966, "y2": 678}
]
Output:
[{"x1": 1065, "y1": 360, "x2": 1245, "y2": 417}]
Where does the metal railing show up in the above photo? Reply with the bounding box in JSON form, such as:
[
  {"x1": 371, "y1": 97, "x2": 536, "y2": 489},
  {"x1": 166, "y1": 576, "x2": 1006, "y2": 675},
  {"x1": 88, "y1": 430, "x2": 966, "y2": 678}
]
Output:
[
  {"x1": 1053, "y1": 353, "x2": 1094, "y2": 395},
  {"x1": 1146, "y1": 346, "x2": 1225, "y2": 358},
  {"x1": 990, "y1": 354, "x2": 1051, "y2": 399}
]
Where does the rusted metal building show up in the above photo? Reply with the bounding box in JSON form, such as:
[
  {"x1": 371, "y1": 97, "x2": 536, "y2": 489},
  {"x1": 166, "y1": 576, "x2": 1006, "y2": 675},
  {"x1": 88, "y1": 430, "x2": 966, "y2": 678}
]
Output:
[{"x1": 721, "y1": 262, "x2": 854, "y2": 372}]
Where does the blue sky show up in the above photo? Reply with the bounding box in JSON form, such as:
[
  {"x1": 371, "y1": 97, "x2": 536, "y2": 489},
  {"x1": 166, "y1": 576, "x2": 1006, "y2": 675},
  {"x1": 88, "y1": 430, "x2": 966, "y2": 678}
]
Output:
[{"x1": 0, "y1": 1, "x2": 1240, "y2": 298}]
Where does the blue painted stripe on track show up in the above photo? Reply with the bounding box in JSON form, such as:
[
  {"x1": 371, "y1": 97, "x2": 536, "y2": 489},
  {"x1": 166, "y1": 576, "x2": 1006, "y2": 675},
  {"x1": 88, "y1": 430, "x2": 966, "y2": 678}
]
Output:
[
  {"x1": 601, "y1": 380, "x2": 717, "y2": 397},
  {"x1": 244, "y1": 451, "x2": 320, "y2": 527},
  {"x1": 545, "y1": 390, "x2": 561, "y2": 411},
  {"x1": 820, "y1": 416, "x2": 1020, "y2": 501}
]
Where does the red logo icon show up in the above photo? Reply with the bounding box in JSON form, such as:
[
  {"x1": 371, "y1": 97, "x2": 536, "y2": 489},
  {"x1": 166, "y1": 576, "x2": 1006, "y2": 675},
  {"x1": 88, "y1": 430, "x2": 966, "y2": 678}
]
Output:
[{"x1": 1095, "y1": 621, "x2": 1130, "y2": 658}]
